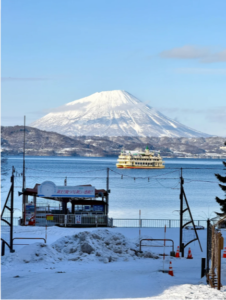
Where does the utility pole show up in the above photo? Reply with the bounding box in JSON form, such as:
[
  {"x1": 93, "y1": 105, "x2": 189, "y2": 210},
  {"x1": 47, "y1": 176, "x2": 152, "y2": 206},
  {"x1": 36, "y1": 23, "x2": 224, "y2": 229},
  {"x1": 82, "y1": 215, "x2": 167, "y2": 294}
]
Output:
[
  {"x1": 106, "y1": 168, "x2": 109, "y2": 215},
  {"x1": 22, "y1": 116, "x2": 26, "y2": 225},
  {"x1": 10, "y1": 166, "x2": 15, "y2": 252},
  {"x1": 179, "y1": 167, "x2": 184, "y2": 257}
]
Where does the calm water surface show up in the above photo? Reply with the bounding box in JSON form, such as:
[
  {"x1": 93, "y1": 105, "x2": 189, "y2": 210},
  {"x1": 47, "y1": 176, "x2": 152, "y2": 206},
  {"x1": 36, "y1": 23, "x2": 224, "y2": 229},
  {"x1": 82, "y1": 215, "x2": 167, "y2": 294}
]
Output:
[{"x1": 1, "y1": 156, "x2": 225, "y2": 220}]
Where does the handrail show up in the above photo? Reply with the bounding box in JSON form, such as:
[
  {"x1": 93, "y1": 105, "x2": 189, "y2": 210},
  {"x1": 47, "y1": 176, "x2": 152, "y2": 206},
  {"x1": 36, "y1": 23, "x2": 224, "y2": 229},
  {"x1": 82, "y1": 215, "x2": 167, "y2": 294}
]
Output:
[
  {"x1": 139, "y1": 238, "x2": 174, "y2": 252},
  {"x1": 13, "y1": 237, "x2": 46, "y2": 246}
]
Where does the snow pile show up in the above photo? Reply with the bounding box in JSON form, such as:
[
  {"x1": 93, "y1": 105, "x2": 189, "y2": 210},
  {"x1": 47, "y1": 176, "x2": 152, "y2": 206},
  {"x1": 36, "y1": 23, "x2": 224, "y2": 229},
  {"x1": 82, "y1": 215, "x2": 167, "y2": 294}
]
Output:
[
  {"x1": 1, "y1": 230, "x2": 159, "y2": 265},
  {"x1": 1, "y1": 242, "x2": 59, "y2": 265}
]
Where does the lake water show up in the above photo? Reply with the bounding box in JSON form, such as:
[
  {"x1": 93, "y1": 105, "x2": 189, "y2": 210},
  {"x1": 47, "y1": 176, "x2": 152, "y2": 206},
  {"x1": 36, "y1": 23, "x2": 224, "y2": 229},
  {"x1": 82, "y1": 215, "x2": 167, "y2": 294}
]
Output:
[{"x1": 1, "y1": 156, "x2": 225, "y2": 220}]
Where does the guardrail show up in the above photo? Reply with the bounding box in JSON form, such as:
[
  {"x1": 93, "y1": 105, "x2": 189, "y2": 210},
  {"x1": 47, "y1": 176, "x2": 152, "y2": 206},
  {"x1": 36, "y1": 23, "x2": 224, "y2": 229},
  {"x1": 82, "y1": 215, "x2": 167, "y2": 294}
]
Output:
[
  {"x1": 112, "y1": 219, "x2": 207, "y2": 228},
  {"x1": 1, "y1": 216, "x2": 207, "y2": 228}
]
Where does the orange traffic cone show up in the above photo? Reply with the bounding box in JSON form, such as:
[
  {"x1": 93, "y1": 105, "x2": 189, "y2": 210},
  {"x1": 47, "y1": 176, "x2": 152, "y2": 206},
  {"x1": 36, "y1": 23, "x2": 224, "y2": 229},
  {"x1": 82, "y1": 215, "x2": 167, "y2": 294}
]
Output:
[
  {"x1": 168, "y1": 261, "x2": 174, "y2": 276},
  {"x1": 222, "y1": 247, "x2": 226, "y2": 258},
  {"x1": 175, "y1": 246, "x2": 180, "y2": 258},
  {"x1": 187, "y1": 247, "x2": 193, "y2": 259}
]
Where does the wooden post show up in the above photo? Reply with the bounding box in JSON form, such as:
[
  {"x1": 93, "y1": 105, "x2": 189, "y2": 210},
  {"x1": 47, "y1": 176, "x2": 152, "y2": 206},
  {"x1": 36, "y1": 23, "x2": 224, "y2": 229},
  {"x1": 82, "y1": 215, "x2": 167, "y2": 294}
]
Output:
[
  {"x1": 217, "y1": 232, "x2": 224, "y2": 290},
  {"x1": 206, "y1": 219, "x2": 210, "y2": 279}
]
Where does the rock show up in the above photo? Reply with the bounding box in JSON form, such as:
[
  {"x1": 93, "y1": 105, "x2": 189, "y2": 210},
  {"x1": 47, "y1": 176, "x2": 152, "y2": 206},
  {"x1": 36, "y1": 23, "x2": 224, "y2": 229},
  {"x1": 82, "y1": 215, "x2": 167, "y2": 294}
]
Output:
[
  {"x1": 56, "y1": 271, "x2": 65, "y2": 273},
  {"x1": 92, "y1": 233, "x2": 101, "y2": 240},
  {"x1": 69, "y1": 247, "x2": 77, "y2": 253},
  {"x1": 113, "y1": 247, "x2": 122, "y2": 254},
  {"x1": 81, "y1": 242, "x2": 94, "y2": 254},
  {"x1": 143, "y1": 251, "x2": 159, "y2": 259}
]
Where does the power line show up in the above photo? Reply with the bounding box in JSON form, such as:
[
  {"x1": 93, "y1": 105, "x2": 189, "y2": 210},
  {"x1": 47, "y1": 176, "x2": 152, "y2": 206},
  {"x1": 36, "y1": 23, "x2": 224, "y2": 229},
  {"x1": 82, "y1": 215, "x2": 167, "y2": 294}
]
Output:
[{"x1": 25, "y1": 167, "x2": 107, "y2": 173}]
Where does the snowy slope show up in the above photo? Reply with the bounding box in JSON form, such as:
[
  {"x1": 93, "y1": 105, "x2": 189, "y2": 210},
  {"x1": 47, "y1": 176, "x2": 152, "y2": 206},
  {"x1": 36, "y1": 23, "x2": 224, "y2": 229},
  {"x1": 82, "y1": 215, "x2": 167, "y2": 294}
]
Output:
[{"x1": 31, "y1": 90, "x2": 210, "y2": 137}]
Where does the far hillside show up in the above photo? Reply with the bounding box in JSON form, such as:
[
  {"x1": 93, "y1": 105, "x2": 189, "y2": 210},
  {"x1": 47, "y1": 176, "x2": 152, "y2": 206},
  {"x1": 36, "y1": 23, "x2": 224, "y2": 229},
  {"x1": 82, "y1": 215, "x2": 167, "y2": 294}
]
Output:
[{"x1": 1, "y1": 126, "x2": 226, "y2": 158}]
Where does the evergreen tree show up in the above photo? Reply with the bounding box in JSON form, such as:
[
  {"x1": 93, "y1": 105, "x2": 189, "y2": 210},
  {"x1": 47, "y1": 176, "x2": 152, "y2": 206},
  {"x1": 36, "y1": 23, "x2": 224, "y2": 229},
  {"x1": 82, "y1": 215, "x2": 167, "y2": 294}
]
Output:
[{"x1": 215, "y1": 142, "x2": 226, "y2": 216}]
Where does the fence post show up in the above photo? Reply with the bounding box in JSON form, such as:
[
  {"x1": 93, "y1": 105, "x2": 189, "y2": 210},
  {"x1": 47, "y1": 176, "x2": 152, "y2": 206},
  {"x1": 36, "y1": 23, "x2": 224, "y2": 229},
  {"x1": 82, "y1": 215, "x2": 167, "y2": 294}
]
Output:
[
  {"x1": 206, "y1": 219, "x2": 210, "y2": 282},
  {"x1": 169, "y1": 220, "x2": 171, "y2": 228},
  {"x1": 64, "y1": 215, "x2": 67, "y2": 227},
  {"x1": 198, "y1": 220, "x2": 200, "y2": 226}
]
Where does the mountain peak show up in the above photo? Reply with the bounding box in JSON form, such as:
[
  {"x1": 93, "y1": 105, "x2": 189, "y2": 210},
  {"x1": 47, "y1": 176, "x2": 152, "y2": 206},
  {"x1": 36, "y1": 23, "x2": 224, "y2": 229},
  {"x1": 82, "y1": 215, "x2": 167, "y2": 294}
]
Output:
[{"x1": 30, "y1": 91, "x2": 210, "y2": 138}]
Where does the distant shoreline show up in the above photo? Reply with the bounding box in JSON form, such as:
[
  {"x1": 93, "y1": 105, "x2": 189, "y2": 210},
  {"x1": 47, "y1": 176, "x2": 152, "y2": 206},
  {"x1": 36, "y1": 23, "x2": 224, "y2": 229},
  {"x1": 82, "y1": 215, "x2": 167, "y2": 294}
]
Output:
[{"x1": 3, "y1": 154, "x2": 226, "y2": 160}]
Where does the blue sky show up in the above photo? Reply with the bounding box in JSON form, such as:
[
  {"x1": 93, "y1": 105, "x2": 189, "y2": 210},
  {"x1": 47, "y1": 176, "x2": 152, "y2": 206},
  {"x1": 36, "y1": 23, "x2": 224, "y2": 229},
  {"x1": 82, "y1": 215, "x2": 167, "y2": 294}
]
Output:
[{"x1": 2, "y1": 0, "x2": 226, "y2": 136}]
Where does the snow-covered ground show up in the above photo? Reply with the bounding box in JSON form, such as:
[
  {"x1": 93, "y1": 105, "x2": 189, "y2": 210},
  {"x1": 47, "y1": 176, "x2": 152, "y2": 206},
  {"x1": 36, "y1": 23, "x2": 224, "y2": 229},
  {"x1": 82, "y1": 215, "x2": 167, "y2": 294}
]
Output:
[{"x1": 1, "y1": 226, "x2": 226, "y2": 299}]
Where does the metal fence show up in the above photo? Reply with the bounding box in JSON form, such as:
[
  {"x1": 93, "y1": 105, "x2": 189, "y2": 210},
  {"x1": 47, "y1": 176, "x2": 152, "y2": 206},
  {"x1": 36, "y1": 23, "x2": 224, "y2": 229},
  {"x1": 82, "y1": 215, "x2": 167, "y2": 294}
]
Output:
[
  {"x1": 112, "y1": 218, "x2": 207, "y2": 228},
  {"x1": 1, "y1": 216, "x2": 207, "y2": 228},
  {"x1": 38, "y1": 214, "x2": 109, "y2": 227}
]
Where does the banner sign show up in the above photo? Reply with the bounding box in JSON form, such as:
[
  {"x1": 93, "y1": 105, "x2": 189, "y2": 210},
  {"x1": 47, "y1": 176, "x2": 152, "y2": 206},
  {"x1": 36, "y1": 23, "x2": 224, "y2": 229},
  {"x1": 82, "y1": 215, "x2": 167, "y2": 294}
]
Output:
[
  {"x1": 38, "y1": 181, "x2": 95, "y2": 198},
  {"x1": 75, "y1": 215, "x2": 82, "y2": 224}
]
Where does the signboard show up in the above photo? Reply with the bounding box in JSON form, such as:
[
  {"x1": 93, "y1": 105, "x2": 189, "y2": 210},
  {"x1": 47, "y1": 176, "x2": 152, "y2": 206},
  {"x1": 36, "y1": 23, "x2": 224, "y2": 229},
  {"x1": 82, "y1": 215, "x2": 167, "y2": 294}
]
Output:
[
  {"x1": 75, "y1": 215, "x2": 82, "y2": 224},
  {"x1": 93, "y1": 205, "x2": 104, "y2": 212},
  {"x1": 38, "y1": 181, "x2": 95, "y2": 198},
  {"x1": 46, "y1": 215, "x2": 54, "y2": 221}
]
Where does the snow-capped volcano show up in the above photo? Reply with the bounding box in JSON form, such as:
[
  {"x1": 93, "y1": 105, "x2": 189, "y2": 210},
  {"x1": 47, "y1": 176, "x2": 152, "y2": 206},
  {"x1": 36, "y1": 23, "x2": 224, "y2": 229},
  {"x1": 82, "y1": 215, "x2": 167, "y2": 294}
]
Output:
[{"x1": 30, "y1": 90, "x2": 210, "y2": 137}]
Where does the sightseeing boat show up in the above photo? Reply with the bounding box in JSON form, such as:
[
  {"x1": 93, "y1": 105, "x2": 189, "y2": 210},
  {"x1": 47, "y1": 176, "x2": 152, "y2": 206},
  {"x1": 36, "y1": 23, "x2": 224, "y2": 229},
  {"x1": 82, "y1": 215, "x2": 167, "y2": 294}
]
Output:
[{"x1": 116, "y1": 147, "x2": 165, "y2": 169}]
